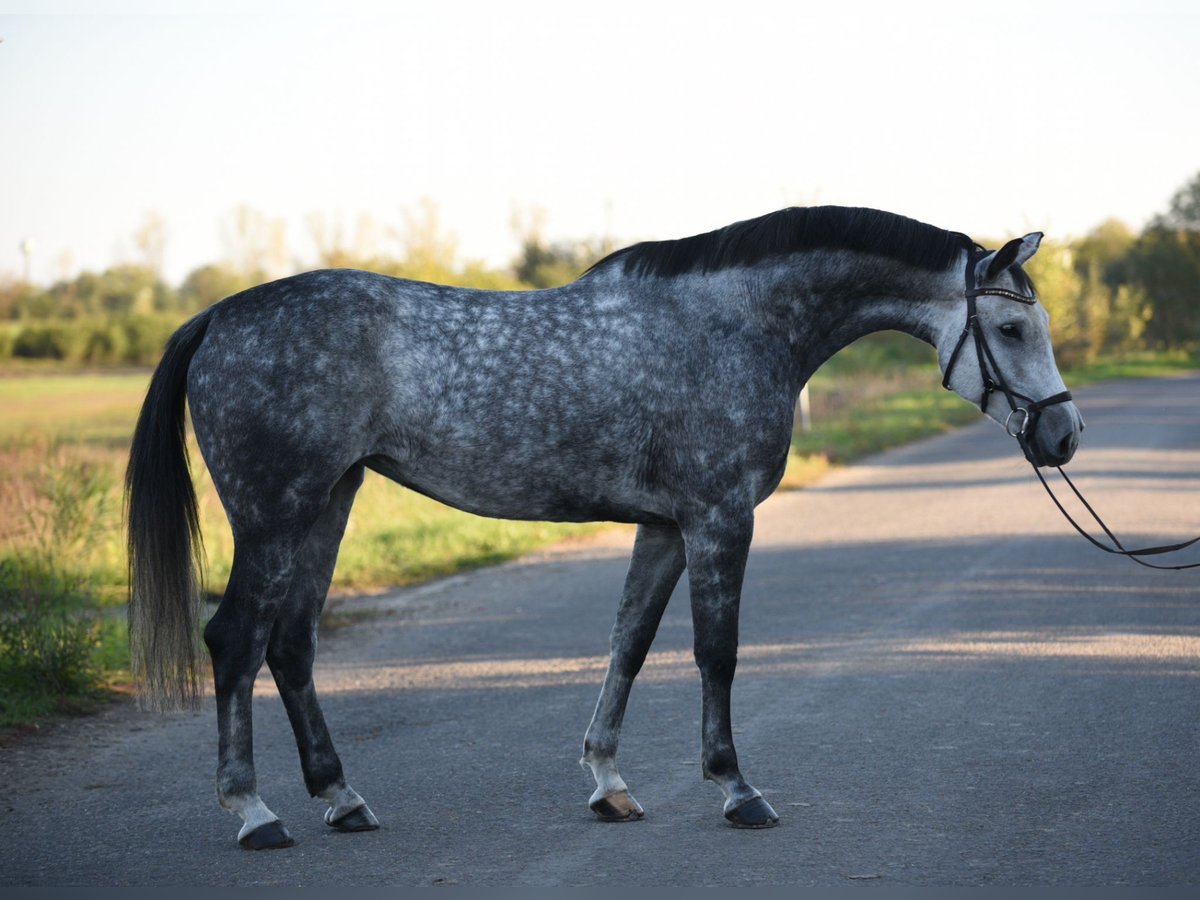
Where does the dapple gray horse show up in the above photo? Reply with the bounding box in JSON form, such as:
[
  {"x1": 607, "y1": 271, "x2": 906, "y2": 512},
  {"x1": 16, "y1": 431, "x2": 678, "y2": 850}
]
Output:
[{"x1": 126, "y1": 206, "x2": 1083, "y2": 849}]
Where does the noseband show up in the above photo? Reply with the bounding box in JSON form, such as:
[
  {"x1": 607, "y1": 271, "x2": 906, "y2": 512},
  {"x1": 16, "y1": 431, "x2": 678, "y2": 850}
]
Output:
[
  {"x1": 941, "y1": 244, "x2": 1073, "y2": 465},
  {"x1": 942, "y1": 243, "x2": 1199, "y2": 570}
]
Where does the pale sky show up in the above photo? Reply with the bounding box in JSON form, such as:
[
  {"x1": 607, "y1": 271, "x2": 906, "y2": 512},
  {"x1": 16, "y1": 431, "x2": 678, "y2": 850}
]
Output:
[{"x1": 1, "y1": 0, "x2": 1197, "y2": 285}]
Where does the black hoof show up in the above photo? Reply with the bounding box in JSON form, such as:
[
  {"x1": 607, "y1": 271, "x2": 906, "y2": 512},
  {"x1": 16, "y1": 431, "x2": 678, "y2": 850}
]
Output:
[
  {"x1": 326, "y1": 804, "x2": 380, "y2": 833},
  {"x1": 725, "y1": 796, "x2": 779, "y2": 829},
  {"x1": 590, "y1": 790, "x2": 645, "y2": 822},
  {"x1": 239, "y1": 820, "x2": 295, "y2": 850}
]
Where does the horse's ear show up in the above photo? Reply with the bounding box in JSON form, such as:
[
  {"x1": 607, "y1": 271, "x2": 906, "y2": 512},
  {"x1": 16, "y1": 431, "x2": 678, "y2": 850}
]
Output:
[{"x1": 981, "y1": 232, "x2": 1044, "y2": 282}]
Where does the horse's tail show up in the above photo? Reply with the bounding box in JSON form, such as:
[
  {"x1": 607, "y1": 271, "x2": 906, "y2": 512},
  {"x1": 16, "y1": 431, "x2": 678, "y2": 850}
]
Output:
[{"x1": 125, "y1": 308, "x2": 213, "y2": 711}]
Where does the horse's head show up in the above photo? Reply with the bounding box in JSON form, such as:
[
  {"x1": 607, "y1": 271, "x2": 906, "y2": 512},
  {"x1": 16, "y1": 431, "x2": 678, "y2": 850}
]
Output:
[{"x1": 936, "y1": 232, "x2": 1084, "y2": 468}]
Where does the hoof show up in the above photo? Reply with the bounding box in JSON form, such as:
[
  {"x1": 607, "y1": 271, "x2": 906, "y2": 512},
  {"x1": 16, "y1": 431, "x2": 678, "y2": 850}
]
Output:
[
  {"x1": 239, "y1": 820, "x2": 296, "y2": 850},
  {"x1": 590, "y1": 789, "x2": 645, "y2": 822},
  {"x1": 325, "y1": 804, "x2": 380, "y2": 833},
  {"x1": 725, "y1": 796, "x2": 779, "y2": 829}
]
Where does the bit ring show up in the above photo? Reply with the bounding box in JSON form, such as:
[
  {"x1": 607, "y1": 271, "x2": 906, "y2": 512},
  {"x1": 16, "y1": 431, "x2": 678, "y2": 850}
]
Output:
[{"x1": 1005, "y1": 408, "x2": 1030, "y2": 437}]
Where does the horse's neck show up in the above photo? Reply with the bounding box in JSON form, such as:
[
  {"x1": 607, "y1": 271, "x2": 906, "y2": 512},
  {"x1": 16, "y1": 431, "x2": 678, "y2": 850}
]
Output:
[{"x1": 753, "y1": 250, "x2": 961, "y2": 385}]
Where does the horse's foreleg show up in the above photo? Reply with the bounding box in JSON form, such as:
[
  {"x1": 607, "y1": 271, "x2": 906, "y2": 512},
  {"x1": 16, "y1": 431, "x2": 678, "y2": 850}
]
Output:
[
  {"x1": 265, "y1": 465, "x2": 379, "y2": 834},
  {"x1": 582, "y1": 522, "x2": 685, "y2": 821},
  {"x1": 204, "y1": 533, "x2": 305, "y2": 850},
  {"x1": 683, "y1": 507, "x2": 779, "y2": 828}
]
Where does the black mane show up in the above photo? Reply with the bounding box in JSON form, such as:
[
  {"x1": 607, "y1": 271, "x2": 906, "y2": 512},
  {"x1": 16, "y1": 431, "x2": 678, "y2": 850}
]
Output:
[{"x1": 587, "y1": 206, "x2": 972, "y2": 279}]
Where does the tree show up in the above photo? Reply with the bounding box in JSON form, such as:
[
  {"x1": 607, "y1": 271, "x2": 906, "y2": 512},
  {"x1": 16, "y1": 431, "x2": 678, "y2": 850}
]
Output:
[
  {"x1": 394, "y1": 197, "x2": 460, "y2": 284},
  {"x1": 306, "y1": 211, "x2": 384, "y2": 270},
  {"x1": 1129, "y1": 227, "x2": 1200, "y2": 348},
  {"x1": 92, "y1": 265, "x2": 172, "y2": 315},
  {"x1": 1072, "y1": 219, "x2": 1140, "y2": 358},
  {"x1": 510, "y1": 206, "x2": 611, "y2": 289},
  {"x1": 221, "y1": 206, "x2": 289, "y2": 281},
  {"x1": 0, "y1": 276, "x2": 39, "y2": 320},
  {"x1": 178, "y1": 263, "x2": 252, "y2": 313},
  {"x1": 1129, "y1": 172, "x2": 1200, "y2": 348},
  {"x1": 1155, "y1": 171, "x2": 1200, "y2": 231},
  {"x1": 133, "y1": 210, "x2": 169, "y2": 277},
  {"x1": 1024, "y1": 239, "x2": 1086, "y2": 362},
  {"x1": 1074, "y1": 218, "x2": 1134, "y2": 289}
]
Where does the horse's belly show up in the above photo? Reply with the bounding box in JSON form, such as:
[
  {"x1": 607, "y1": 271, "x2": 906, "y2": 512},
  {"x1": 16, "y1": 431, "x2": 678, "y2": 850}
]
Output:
[{"x1": 364, "y1": 451, "x2": 672, "y2": 525}]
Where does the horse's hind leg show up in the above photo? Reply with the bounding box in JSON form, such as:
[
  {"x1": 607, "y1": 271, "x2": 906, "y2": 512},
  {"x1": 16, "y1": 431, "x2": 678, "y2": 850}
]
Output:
[
  {"x1": 264, "y1": 464, "x2": 379, "y2": 834},
  {"x1": 204, "y1": 527, "x2": 311, "y2": 850},
  {"x1": 582, "y1": 522, "x2": 686, "y2": 820}
]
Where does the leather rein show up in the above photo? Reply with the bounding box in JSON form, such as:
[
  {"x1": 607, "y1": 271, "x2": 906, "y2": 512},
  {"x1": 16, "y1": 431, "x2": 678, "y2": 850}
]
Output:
[{"x1": 943, "y1": 244, "x2": 1200, "y2": 571}]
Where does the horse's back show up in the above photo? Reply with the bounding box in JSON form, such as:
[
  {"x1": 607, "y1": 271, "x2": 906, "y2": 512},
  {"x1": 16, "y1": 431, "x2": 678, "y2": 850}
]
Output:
[{"x1": 184, "y1": 270, "x2": 676, "y2": 524}]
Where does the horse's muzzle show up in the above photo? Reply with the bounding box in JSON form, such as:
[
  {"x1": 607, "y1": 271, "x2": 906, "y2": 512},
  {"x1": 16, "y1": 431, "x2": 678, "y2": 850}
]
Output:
[{"x1": 1022, "y1": 402, "x2": 1083, "y2": 468}]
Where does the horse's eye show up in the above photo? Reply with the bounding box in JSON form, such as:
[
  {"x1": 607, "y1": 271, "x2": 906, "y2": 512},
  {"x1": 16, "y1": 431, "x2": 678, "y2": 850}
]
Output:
[{"x1": 999, "y1": 323, "x2": 1022, "y2": 340}]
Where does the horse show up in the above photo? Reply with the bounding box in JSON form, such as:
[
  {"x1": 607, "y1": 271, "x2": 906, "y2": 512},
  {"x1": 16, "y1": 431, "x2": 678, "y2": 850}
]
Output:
[{"x1": 125, "y1": 205, "x2": 1084, "y2": 850}]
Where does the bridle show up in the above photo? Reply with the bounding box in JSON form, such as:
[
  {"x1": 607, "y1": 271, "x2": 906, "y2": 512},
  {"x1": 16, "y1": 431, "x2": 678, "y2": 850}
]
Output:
[
  {"x1": 943, "y1": 242, "x2": 1200, "y2": 570},
  {"x1": 942, "y1": 243, "x2": 1073, "y2": 465}
]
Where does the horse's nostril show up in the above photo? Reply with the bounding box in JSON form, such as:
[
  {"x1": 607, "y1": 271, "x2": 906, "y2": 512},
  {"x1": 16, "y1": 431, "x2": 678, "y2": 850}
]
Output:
[{"x1": 1057, "y1": 433, "x2": 1075, "y2": 460}]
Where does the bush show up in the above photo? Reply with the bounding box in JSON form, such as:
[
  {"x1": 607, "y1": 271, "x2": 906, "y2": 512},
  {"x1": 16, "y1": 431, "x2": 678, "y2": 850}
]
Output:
[
  {"x1": 0, "y1": 315, "x2": 184, "y2": 365},
  {"x1": 0, "y1": 564, "x2": 99, "y2": 698},
  {"x1": 0, "y1": 451, "x2": 114, "y2": 725},
  {"x1": 11, "y1": 322, "x2": 85, "y2": 361},
  {"x1": 82, "y1": 324, "x2": 129, "y2": 364},
  {"x1": 119, "y1": 315, "x2": 178, "y2": 365}
]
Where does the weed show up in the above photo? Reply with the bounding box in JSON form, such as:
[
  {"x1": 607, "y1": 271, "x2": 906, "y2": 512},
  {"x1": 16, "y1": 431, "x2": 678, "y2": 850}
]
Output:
[
  {"x1": 0, "y1": 577, "x2": 99, "y2": 694},
  {"x1": 0, "y1": 449, "x2": 114, "y2": 726}
]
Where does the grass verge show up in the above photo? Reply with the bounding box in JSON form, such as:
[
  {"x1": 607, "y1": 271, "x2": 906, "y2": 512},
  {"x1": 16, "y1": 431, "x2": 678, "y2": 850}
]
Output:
[{"x1": 0, "y1": 451, "x2": 122, "y2": 729}]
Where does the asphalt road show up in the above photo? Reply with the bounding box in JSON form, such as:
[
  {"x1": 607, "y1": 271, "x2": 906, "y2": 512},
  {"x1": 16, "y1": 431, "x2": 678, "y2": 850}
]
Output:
[{"x1": 3, "y1": 375, "x2": 1199, "y2": 887}]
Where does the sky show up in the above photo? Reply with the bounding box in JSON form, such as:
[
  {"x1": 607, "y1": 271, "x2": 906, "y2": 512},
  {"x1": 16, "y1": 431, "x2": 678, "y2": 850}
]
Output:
[{"x1": 1, "y1": 0, "x2": 1198, "y2": 285}]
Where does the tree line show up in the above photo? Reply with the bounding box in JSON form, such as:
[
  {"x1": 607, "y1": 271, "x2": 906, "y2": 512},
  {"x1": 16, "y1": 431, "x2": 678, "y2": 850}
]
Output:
[
  {"x1": 1022, "y1": 169, "x2": 1200, "y2": 363},
  {"x1": 0, "y1": 201, "x2": 611, "y2": 366},
  {"x1": 2, "y1": 174, "x2": 1197, "y2": 367}
]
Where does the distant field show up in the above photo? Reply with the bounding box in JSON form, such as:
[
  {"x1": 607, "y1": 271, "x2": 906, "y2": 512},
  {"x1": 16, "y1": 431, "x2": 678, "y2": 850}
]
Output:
[{"x1": 0, "y1": 372, "x2": 151, "y2": 447}]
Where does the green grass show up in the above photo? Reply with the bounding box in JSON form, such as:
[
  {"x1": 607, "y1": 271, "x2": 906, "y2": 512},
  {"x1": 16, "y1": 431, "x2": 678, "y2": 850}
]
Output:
[
  {"x1": 0, "y1": 371, "x2": 153, "y2": 448},
  {"x1": 334, "y1": 509, "x2": 600, "y2": 587},
  {"x1": 790, "y1": 385, "x2": 977, "y2": 464},
  {"x1": 1058, "y1": 348, "x2": 1200, "y2": 386},
  {"x1": 0, "y1": 605, "x2": 112, "y2": 728}
]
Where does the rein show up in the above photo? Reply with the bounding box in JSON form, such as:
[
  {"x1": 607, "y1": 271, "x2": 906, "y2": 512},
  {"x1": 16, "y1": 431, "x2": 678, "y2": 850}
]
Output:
[{"x1": 944, "y1": 244, "x2": 1200, "y2": 571}]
